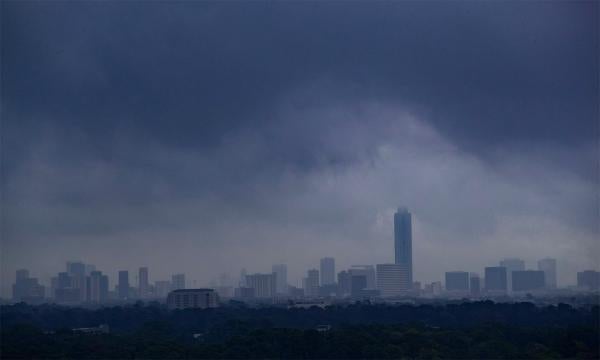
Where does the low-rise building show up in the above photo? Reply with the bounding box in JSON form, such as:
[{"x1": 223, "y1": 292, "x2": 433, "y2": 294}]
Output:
[{"x1": 167, "y1": 289, "x2": 219, "y2": 310}]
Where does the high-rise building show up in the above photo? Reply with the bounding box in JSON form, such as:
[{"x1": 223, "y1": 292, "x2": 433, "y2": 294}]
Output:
[
  {"x1": 305, "y1": 269, "x2": 320, "y2": 297},
  {"x1": 320, "y1": 258, "x2": 336, "y2": 285},
  {"x1": 171, "y1": 274, "x2": 186, "y2": 290},
  {"x1": 537, "y1": 258, "x2": 557, "y2": 289},
  {"x1": 16, "y1": 269, "x2": 29, "y2": 282},
  {"x1": 118, "y1": 271, "x2": 129, "y2": 300},
  {"x1": 87, "y1": 271, "x2": 108, "y2": 303},
  {"x1": 469, "y1": 273, "x2": 481, "y2": 297},
  {"x1": 445, "y1": 271, "x2": 469, "y2": 292},
  {"x1": 245, "y1": 273, "x2": 276, "y2": 298},
  {"x1": 66, "y1": 262, "x2": 86, "y2": 302},
  {"x1": 12, "y1": 269, "x2": 45, "y2": 302},
  {"x1": 272, "y1": 264, "x2": 288, "y2": 295},
  {"x1": 376, "y1": 264, "x2": 410, "y2": 297},
  {"x1": 349, "y1": 265, "x2": 376, "y2": 289},
  {"x1": 139, "y1": 267, "x2": 149, "y2": 298},
  {"x1": 499, "y1": 258, "x2": 525, "y2": 292},
  {"x1": 577, "y1": 270, "x2": 600, "y2": 291},
  {"x1": 337, "y1": 270, "x2": 351, "y2": 296},
  {"x1": 485, "y1": 267, "x2": 507, "y2": 294},
  {"x1": 394, "y1": 207, "x2": 413, "y2": 284},
  {"x1": 512, "y1": 270, "x2": 545, "y2": 292}
]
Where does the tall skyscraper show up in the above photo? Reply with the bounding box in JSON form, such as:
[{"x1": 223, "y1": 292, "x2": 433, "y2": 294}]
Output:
[
  {"x1": 272, "y1": 264, "x2": 288, "y2": 295},
  {"x1": 537, "y1": 258, "x2": 557, "y2": 289},
  {"x1": 118, "y1": 270, "x2": 129, "y2": 300},
  {"x1": 305, "y1": 269, "x2": 320, "y2": 297},
  {"x1": 499, "y1": 258, "x2": 525, "y2": 293},
  {"x1": 376, "y1": 264, "x2": 410, "y2": 297},
  {"x1": 394, "y1": 207, "x2": 413, "y2": 284},
  {"x1": 139, "y1": 267, "x2": 149, "y2": 298},
  {"x1": 171, "y1": 274, "x2": 186, "y2": 290},
  {"x1": 320, "y1": 257, "x2": 336, "y2": 285}
]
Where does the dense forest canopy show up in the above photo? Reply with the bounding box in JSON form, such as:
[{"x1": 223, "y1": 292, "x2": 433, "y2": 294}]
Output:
[{"x1": 1, "y1": 301, "x2": 598, "y2": 359}]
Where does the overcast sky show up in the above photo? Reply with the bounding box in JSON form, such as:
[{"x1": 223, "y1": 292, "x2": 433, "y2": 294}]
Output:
[{"x1": 1, "y1": 1, "x2": 598, "y2": 296}]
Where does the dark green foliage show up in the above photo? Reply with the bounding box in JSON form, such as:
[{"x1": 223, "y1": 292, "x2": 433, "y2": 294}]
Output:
[{"x1": 1, "y1": 302, "x2": 598, "y2": 359}]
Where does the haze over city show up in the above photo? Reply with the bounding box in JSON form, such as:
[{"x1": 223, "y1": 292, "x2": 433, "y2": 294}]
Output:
[{"x1": 2, "y1": 1, "x2": 598, "y2": 297}]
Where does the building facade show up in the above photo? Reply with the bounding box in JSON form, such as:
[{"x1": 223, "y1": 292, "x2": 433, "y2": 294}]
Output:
[
  {"x1": 245, "y1": 273, "x2": 276, "y2": 298},
  {"x1": 118, "y1": 271, "x2": 129, "y2": 300},
  {"x1": 167, "y1": 289, "x2": 219, "y2": 309},
  {"x1": 304, "y1": 269, "x2": 320, "y2": 297},
  {"x1": 445, "y1": 271, "x2": 469, "y2": 292},
  {"x1": 512, "y1": 270, "x2": 545, "y2": 292},
  {"x1": 320, "y1": 258, "x2": 336, "y2": 285},
  {"x1": 376, "y1": 264, "x2": 410, "y2": 297},
  {"x1": 537, "y1": 258, "x2": 557, "y2": 289},
  {"x1": 272, "y1": 264, "x2": 288, "y2": 295},
  {"x1": 139, "y1": 267, "x2": 149, "y2": 299},
  {"x1": 485, "y1": 266, "x2": 507, "y2": 294},
  {"x1": 394, "y1": 207, "x2": 413, "y2": 284}
]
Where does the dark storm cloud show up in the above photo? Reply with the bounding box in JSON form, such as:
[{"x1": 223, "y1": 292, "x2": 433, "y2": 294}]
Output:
[{"x1": 1, "y1": 1, "x2": 598, "y2": 294}]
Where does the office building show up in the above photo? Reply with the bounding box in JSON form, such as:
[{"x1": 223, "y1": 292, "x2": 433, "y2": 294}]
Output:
[
  {"x1": 512, "y1": 270, "x2": 545, "y2": 292},
  {"x1": 577, "y1": 270, "x2": 600, "y2": 291},
  {"x1": 320, "y1": 258, "x2": 336, "y2": 285},
  {"x1": 12, "y1": 269, "x2": 45, "y2": 302},
  {"x1": 537, "y1": 258, "x2": 557, "y2": 289},
  {"x1": 272, "y1": 264, "x2": 288, "y2": 295},
  {"x1": 139, "y1": 267, "x2": 149, "y2": 298},
  {"x1": 349, "y1": 265, "x2": 376, "y2": 289},
  {"x1": 470, "y1": 274, "x2": 481, "y2": 297},
  {"x1": 499, "y1": 258, "x2": 525, "y2": 292},
  {"x1": 167, "y1": 289, "x2": 219, "y2": 310},
  {"x1": 172, "y1": 274, "x2": 186, "y2": 290},
  {"x1": 304, "y1": 269, "x2": 320, "y2": 297},
  {"x1": 351, "y1": 274, "x2": 367, "y2": 297},
  {"x1": 394, "y1": 207, "x2": 413, "y2": 284},
  {"x1": 87, "y1": 271, "x2": 109, "y2": 303},
  {"x1": 245, "y1": 273, "x2": 276, "y2": 298},
  {"x1": 445, "y1": 271, "x2": 469, "y2": 292},
  {"x1": 337, "y1": 270, "x2": 351, "y2": 296},
  {"x1": 485, "y1": 267, "x2": 507, "y2": 294},
  {"x1": 66, "y1": 261, "x2": 87, "y2": 302},
  {"x1": 376, "y1": 264, "x2": 410, "y2": 297},
  {"x1": 118, "y1": 271, "x2": 129, "y2": 300}
]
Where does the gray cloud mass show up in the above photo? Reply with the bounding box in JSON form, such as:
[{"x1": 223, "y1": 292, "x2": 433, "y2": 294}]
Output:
[{"x1": 1, "y1": 1, "x2": 598, "y2": 295}]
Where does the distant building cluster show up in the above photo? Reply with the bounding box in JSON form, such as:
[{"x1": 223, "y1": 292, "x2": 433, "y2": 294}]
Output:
[{"x1": 10, "y1": 207, "x2": 600, "y2": 306}]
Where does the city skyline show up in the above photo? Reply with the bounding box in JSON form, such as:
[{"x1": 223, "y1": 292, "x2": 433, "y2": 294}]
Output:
[{"x1": 7, "y1": 207, "x2": 598, "y2": 302}]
